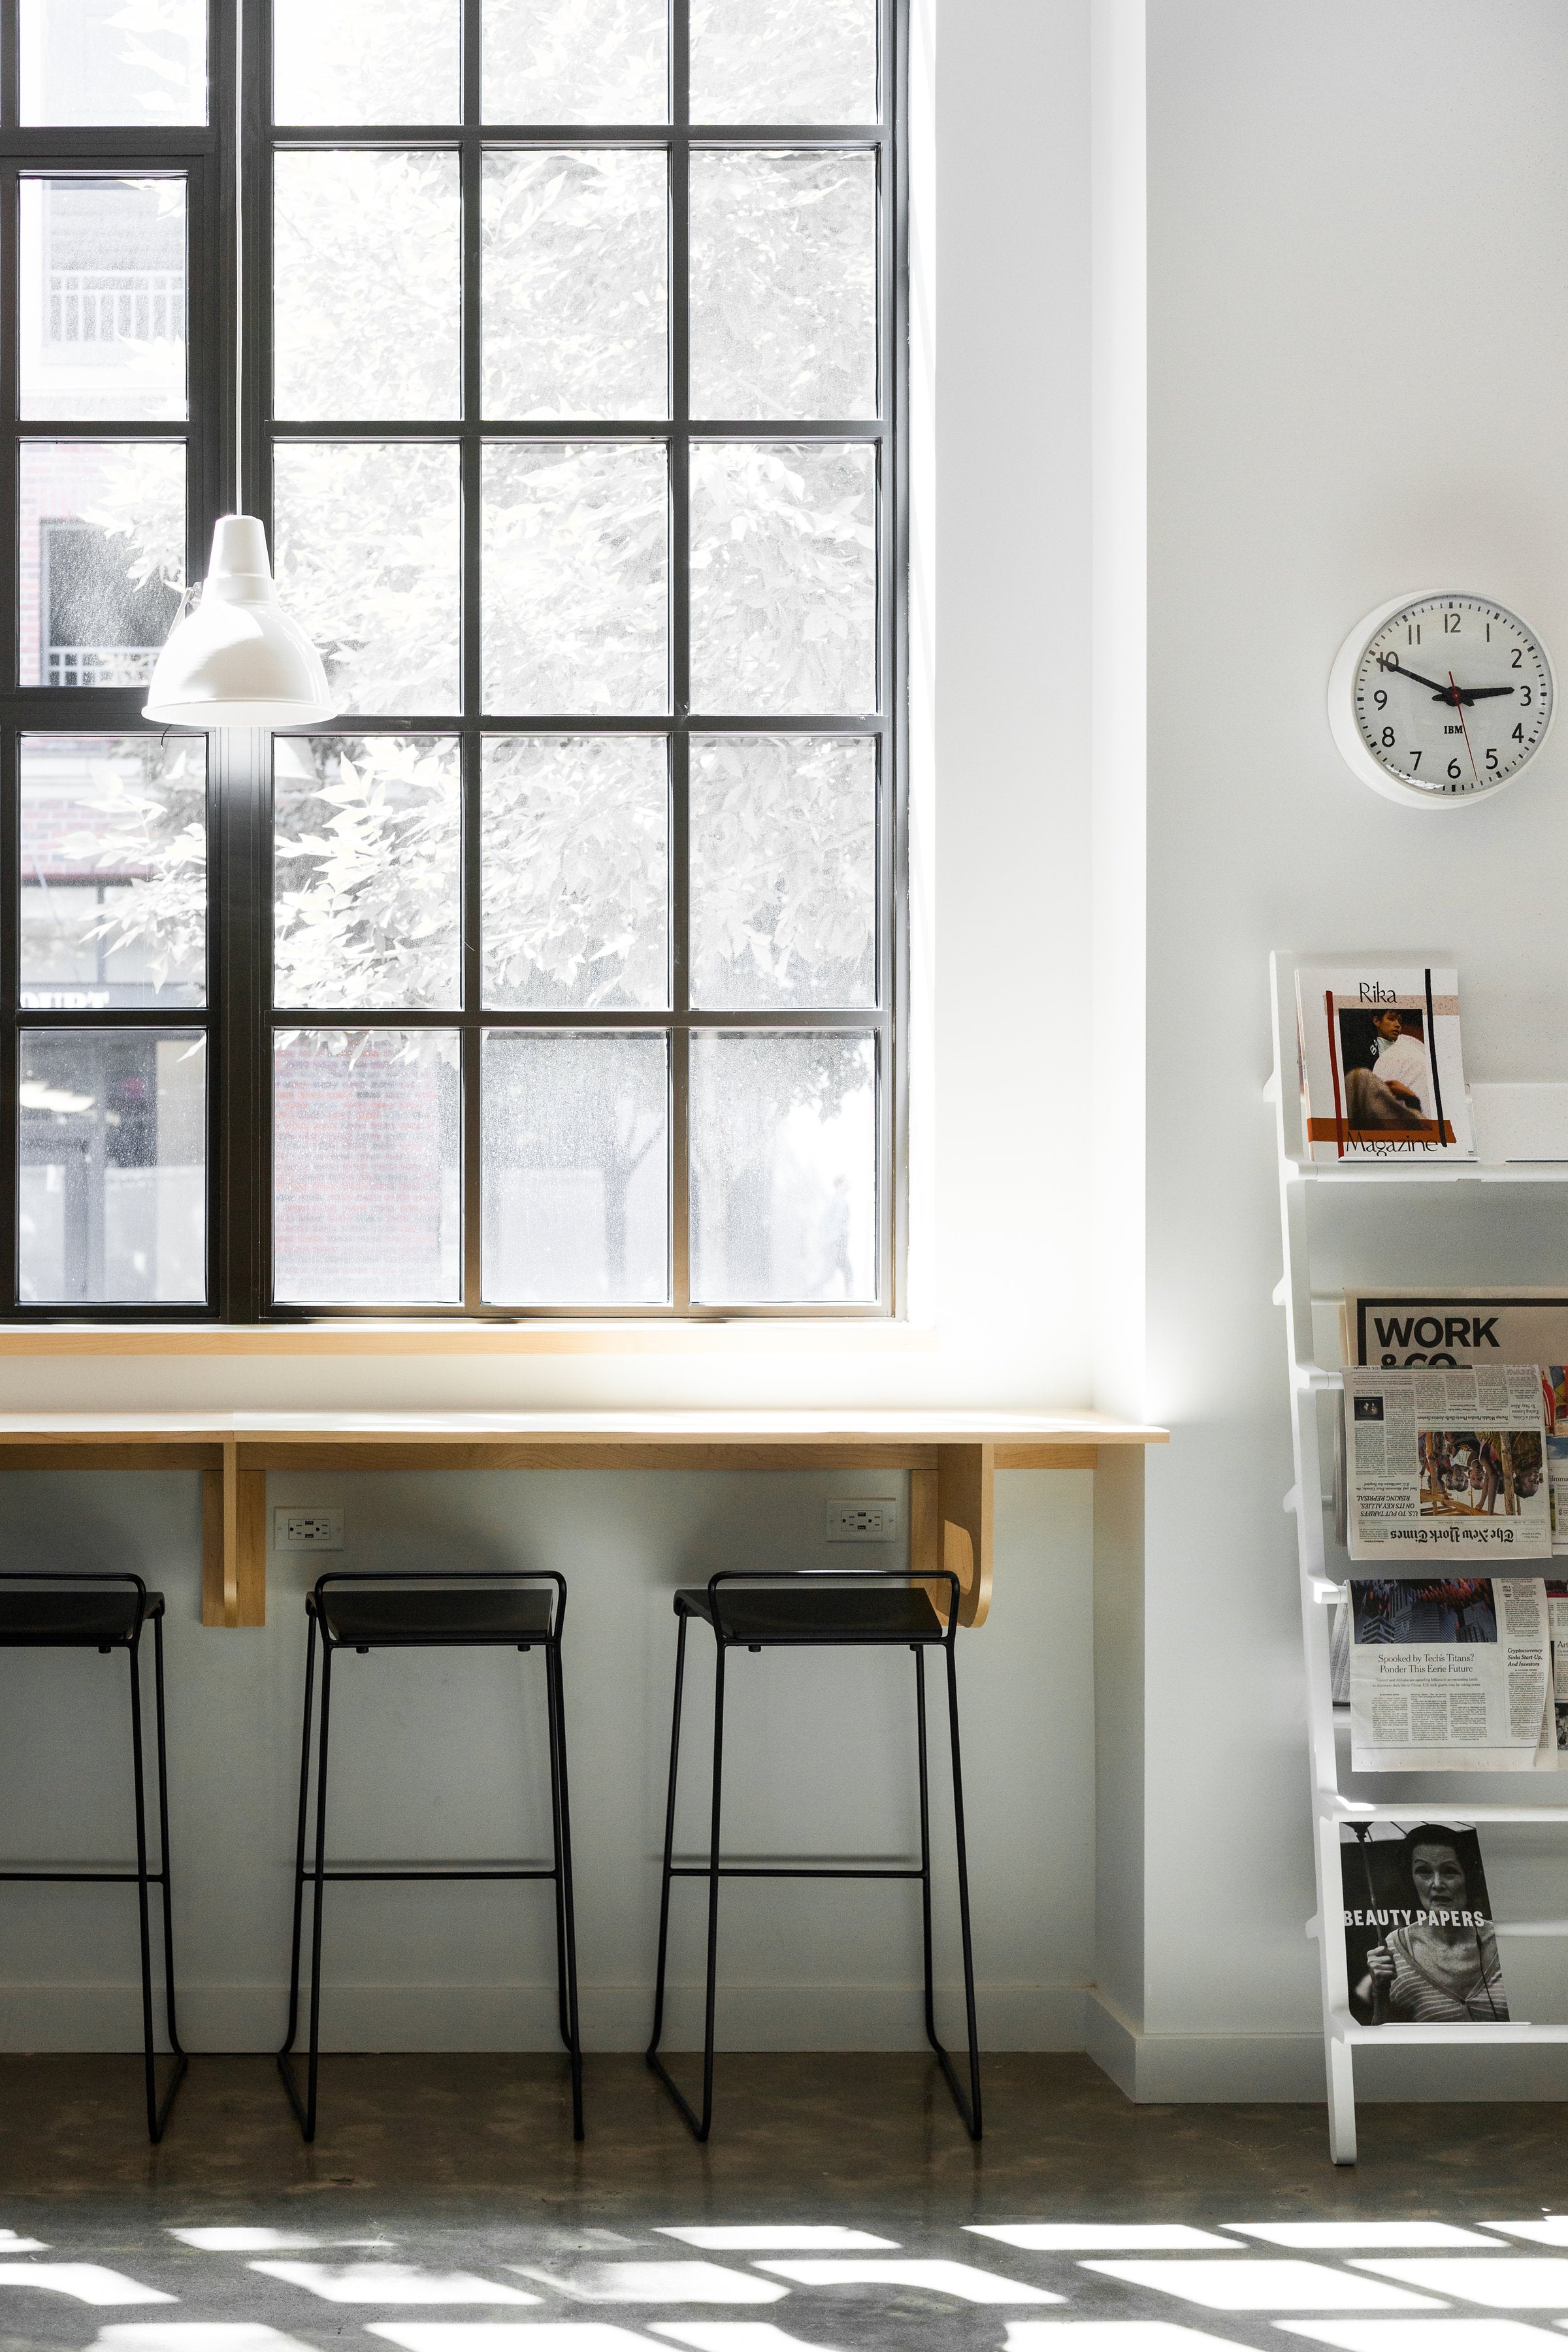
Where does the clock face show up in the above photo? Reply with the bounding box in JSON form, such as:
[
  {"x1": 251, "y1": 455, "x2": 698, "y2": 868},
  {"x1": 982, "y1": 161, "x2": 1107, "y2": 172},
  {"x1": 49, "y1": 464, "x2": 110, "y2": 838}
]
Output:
[{"x1": 1348, "y1": 595, "x2": 1553, "y2": 801}]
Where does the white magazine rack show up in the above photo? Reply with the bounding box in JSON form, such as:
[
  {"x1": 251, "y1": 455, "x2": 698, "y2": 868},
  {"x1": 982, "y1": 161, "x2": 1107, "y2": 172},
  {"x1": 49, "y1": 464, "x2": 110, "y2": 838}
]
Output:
[{"x1": 1268, "y1": 950, "x2": 1568, "y2": 2163}]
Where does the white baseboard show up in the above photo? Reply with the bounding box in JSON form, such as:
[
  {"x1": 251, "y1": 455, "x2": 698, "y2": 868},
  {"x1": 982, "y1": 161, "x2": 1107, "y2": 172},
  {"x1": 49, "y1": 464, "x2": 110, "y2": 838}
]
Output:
[
  {"x1": 0, "y1": 1980, "x2": 1088, "y2": 2055},
  {"x1": 1084, "y1": 1990, "x2": 1568, "y2": 2102}
]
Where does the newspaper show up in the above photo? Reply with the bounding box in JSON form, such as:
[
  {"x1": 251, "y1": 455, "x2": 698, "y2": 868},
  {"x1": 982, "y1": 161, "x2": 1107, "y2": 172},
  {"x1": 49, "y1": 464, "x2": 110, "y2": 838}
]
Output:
[
  {"x1": 1345, "y1": 1298, "x2": 1568, "y2": 1552},
  {"x1": 1296, "y1": 964, "x2": 1473, "y2": 1162},
  {"x1": 1348, "y1": 1578, "x2": 1551, "y2": 1771},
  {"x1": 1343, "y1": 1364, "x2": 1550, "y2": 1561},
  {"x1": 1339, "y1": 1820, "x2": 1509, "y2": 2023},
  {"x1": 1550, "y1": 1580, "x2": 1568, "y2": 1755}
]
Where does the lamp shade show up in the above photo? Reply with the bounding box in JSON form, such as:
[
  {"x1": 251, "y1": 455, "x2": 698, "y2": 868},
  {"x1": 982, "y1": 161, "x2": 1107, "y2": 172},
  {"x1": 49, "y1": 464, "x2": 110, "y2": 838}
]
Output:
[{"x1": 142, "y1": 515, "x2": 337, "y2": 728}]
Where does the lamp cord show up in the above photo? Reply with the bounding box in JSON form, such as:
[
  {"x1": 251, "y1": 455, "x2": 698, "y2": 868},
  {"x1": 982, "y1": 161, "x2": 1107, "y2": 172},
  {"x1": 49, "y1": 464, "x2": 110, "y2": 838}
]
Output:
[{"x1": 233, "y1": 0, "x2": 243, "y2": 514}]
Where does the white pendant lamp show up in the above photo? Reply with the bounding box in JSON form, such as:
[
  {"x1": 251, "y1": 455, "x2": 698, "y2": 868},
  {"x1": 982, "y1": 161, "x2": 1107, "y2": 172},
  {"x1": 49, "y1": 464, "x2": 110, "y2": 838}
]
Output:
[
  {"x1": 142, "y1": 0, "x2": 336, "y2": 729},
  {"x1": 143, "y1": 515, "x2": 335, "y2": 727}
]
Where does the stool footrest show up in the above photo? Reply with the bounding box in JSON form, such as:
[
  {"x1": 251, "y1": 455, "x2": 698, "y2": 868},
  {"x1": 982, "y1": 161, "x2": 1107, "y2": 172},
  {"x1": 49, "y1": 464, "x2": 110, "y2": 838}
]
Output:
[
  {"x1": 308, "y1": 1865, "x2": 557, "y2": 1882},
  {"x1": 0, "y1": 1868, "x2": 167, "y2": 1884},
  {"x1": 669, "y1": 1864, "x2": 924, "y2": 1880}
]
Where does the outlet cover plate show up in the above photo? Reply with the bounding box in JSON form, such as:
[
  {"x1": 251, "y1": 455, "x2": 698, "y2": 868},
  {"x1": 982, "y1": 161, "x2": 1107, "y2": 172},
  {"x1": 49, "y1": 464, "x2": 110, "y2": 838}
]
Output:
[
  {"x1": 826, "y1": 1499, "x2": 899, "y2": 1542},
  {"x1": 274, "y1": 1507, "x2": 344, "y2": 1551}
]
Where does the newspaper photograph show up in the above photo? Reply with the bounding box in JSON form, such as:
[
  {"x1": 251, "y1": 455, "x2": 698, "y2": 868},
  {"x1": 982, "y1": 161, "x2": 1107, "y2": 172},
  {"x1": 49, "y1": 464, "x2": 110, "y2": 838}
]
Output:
[
  {"x1": 1340, "y1": 1820, "x2": 1509, "y2": 2023},
  {"x1": 1349, "y1": 1577, "x2": 1552, "y2": 1771},
  {"x1": 1344, "y1": 1364, "x2": 1551, "y2": 1560}
]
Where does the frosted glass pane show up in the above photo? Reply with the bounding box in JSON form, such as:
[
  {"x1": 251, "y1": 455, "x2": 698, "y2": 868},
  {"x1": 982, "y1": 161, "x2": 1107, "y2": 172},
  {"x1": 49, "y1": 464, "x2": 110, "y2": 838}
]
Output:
[
  {"x1": 275, "y1": 153, "x2": 460, "y2": 421},
  {"x1": 20, "y1": 440, "x2": 185, "y2": 689},
  {"x1": 483, "y1": 0, "x2": 666, "y2": 123},
  {"x1": 274, "y1": 0, "x2": 459, "y2": 124},
  {"x1": 483, "y1": 737, "x2": 668, "y2": 1009},
  {"x1": 483, "y1": 443, "x2": 668, "y2": 713},
  {"x1": 690, "y1": 0, "x2": 875, "y2": 123},
  {"x1": 274, "y1": 442, "x2": 461, "y2": 714},
  {"x1": 690, "y1": 736, "x2": 874, "y2": 1009},
  {"x1": 21, "y1": 734, "x2": 206, "y2": 1008},
  {"x1": 22, "y1": 0, "x2": 205, "y2": 125},
  {"x1": 482, "y1": 1031, "x2": 668, "y2": 1305},
  {"x1": 690, "y1": 1030, "x2": 875, "y2": 1303},
  {"x1": 690, "y1": 152, "x2": 875, "y2": 420},
  {"x1": 22, "y1": 177, "x2": 187, "y2": 421},
  {"x1": 20, "y1": 1030, "x2": 205, "y2": 1303},
  {"x1": 274, "y1": 737, "x2": 461, "y2": 1011},
  {"x1": 274, "y1": 1030, "x2": 460, "y2": 1303},
  {"x1": 482, "y1": 151, "x2": 666, "y2": 421},
  {"x1": 689, "y1": 443, "x2": 874, "y2": 713}
]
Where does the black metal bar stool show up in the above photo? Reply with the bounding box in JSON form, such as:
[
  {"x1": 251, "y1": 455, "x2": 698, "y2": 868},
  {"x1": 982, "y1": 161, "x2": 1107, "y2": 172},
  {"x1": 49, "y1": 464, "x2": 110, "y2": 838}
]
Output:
[
  {"x1": 0, "y1": 1570, "x2": 186, "y2": 2142},
  {"x1": 278, "y1": 1567, "x2": 583, "y2": 2143},
  {"x1": 645, "y1": 1566, "x2": 981, "y2": 2142}
]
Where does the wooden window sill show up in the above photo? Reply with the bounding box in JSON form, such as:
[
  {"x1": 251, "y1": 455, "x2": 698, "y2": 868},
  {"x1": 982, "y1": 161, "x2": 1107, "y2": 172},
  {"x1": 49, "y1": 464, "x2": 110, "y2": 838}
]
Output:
[{"x1": 0, "y1": 1320, "x2": 939, "y2": 1357}]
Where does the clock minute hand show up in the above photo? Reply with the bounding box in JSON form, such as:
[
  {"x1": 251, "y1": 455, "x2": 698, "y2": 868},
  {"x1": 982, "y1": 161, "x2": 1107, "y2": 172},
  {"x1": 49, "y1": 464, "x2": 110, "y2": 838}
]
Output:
[{"x1": 1384, "y1": 660, "x2": 1467, "y2": 700}]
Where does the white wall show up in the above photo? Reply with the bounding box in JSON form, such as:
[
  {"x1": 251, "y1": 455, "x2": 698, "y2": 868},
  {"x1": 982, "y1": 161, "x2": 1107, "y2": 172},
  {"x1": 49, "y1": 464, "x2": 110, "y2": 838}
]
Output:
[{"x1": 1114, "y1": 0, "x2": 1568, "y2": 2097}]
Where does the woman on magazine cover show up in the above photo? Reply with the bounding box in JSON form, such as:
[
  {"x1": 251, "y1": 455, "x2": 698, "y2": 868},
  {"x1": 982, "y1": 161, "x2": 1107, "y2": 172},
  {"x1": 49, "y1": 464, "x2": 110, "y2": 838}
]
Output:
[{"x1": 1356, "y1": 1826, "x2": 1508, "y2": 2024}]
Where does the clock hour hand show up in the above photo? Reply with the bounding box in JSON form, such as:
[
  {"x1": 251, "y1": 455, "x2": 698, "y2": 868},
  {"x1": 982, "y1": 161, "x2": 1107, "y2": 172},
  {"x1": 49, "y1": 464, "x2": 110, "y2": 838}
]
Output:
[{"x1": 1452, "y1": 683, "x2": 1516, "y2": 700}]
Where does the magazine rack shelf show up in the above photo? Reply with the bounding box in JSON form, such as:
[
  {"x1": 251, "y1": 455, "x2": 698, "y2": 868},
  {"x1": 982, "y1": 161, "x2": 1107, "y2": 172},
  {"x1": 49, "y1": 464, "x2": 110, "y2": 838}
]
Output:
[{"x1": 1269, "y1": 951, "x2": 1568, "y2": 2162}]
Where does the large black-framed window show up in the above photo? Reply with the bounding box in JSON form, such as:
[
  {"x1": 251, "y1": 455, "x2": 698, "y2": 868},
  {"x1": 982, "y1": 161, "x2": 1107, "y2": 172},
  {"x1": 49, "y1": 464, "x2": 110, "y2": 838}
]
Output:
[{"x1": 0, "y1": 0, "x2": 906, "y2": 1322}]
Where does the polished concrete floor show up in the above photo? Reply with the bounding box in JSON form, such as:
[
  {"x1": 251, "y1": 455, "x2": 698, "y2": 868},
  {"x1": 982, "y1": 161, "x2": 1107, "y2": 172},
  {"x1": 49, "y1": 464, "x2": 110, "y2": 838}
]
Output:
[{"x1": 1, "y1": 2054, "x2": 1567, "y2": 2352}]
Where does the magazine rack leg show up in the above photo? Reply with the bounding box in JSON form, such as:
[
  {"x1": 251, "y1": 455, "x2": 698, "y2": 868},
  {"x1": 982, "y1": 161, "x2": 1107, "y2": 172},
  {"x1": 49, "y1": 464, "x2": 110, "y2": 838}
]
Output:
[{"x1": 1326, "y1": 2038, "x2": 1356, "y2": 2164}]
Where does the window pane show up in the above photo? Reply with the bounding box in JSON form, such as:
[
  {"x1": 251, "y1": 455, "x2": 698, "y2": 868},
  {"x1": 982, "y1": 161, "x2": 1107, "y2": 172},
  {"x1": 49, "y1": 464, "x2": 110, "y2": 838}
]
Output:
[
  {"x1": 483, "y1": 0, "x2": 666, "y2": 124},
  {"x1": 690, "y1": 0, "x2": 875, "y2": 123},
  {"x1": 274, "y1": 442, "x2": 461, "y2": 714},
  {"x1": 274, "y1": 0, "x2": 459, "y2": 125},
  {"x1": 273, "y1": 1030, "x2": 460, "y2": 1302},
  {"x1": 20, "y1": 1030, "x2": 205, "y2": 1302},
  {"x1": 274, "y1": 737, "x2": 461, "y2": 1011},
  {"x1": 274, "y1": 152, "x2": 461, "y2": 421},
  {"x1": 690, "y1": 1030, "x2": 874, "y2": 1303},
  {"x1": 689, "y1": 443, "x2": 875, "y2": 713},
  {"x1": 20, "y1": 440, "x2": 185, "y2": 689},
  {"x1": 22, "y1": 178, "x2": 187, "y2": 422},
  {"x1": 483, "y1": 737, "x2": 667, "y2": 1009},
  {"x1": 22, "y1": 0, "x2": 205, "y2": 125},
  {"x1": 482, "y1": 151, "x2": 666, "y2": 422},
  {"x1": 22, "y1": 735, "x2": 206, "y2": 1009},
  {"x1": 690, "y1": 736, "x2": 874, "y2": 1009},
  {"x1": 690, "y1": 152, "x2": 875, "y2": 421},
  {"x1": 482, "y1": 1031, "x2": 668, "y2": 1305},
  {"x1": 483, "y1": 443, "x2": 668, "y2": 714}
]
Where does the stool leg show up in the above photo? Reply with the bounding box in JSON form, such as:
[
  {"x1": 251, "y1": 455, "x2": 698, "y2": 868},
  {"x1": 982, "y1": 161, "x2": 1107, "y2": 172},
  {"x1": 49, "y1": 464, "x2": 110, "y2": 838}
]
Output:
[
  {"x1": 944, "y1": 1637, "x2": 983, "y2": 2139},
  {"x1": 545, "y1": 1635, "x2": 585, "y2": 2140},
  {"x1": 915, "y1": 1646, "x2": 937, "y2": 2046},
  {"x1": 152, "y1": 1615, "x2": 185, "y2": 2065},
  {"x1": 697, "y1": 1636, "x2": 727, "y2": 2142},
  {"x1": 301, "y1": 1641, "x2": 335, "y2": 2142},
  {"x1": 276, "y1": 1610, "x2": 318, "y2": 2132},
  {"x1": 914, "y1": 1642, "x2": 983, "y2": 2139},
  {"x1": 127, "y1": 1635, "x2": 160, "y2": 2142},
  {"x1": 645, "y1": 1609, "x2": 688, "y2": 2068}
]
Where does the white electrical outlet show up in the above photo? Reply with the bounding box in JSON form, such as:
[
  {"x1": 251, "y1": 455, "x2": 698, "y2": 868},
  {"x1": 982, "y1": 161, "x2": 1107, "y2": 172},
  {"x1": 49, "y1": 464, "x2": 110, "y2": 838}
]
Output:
[
  {"x1": 274, "y1": 1507, "x2": 344, "y2": 1551},
  {"x1": 826, "y1": 1499, "x2": 899, "y2": 1542}
]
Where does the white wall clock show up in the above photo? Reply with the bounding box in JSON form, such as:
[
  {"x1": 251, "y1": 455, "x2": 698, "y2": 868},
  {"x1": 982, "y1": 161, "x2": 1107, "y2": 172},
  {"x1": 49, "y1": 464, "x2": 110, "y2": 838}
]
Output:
[{"x1": 1328, "y1": 591, "x2": 1554, "y2": 808}]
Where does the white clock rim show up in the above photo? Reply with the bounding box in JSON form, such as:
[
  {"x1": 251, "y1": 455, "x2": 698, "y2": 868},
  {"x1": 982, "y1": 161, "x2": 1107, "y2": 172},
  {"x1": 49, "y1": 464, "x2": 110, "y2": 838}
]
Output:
[{"x1": 1328, "y1": 589, "x2": 1556, "y2": 811}]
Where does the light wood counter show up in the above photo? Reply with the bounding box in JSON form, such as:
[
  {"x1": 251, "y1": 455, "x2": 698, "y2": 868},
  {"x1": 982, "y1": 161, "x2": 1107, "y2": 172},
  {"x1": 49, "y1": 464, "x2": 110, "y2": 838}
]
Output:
[{"x1": 0, "y1": 1409, "x2": 1167, "y2": 1632}]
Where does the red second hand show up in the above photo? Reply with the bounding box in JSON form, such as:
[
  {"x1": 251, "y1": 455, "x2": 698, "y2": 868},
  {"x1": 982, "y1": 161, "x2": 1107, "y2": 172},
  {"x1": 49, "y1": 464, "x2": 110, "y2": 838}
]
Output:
[{"x1": 1450, "y1": 670, "x2": 1480, "y2": 787}]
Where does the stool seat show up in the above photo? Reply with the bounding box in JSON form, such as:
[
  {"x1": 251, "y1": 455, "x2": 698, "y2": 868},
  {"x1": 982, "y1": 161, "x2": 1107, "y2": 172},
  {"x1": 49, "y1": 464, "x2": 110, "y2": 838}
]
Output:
[
  {"x1": 306, "y1": 1585, "x2": 555, "y2": 1647},
  {"x1": 674, "y1": 1582, "x2": 947, "y2": 1644},
  {"x1": 0, "y1": 1586, "x2": 164, "y2": 1648}
]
